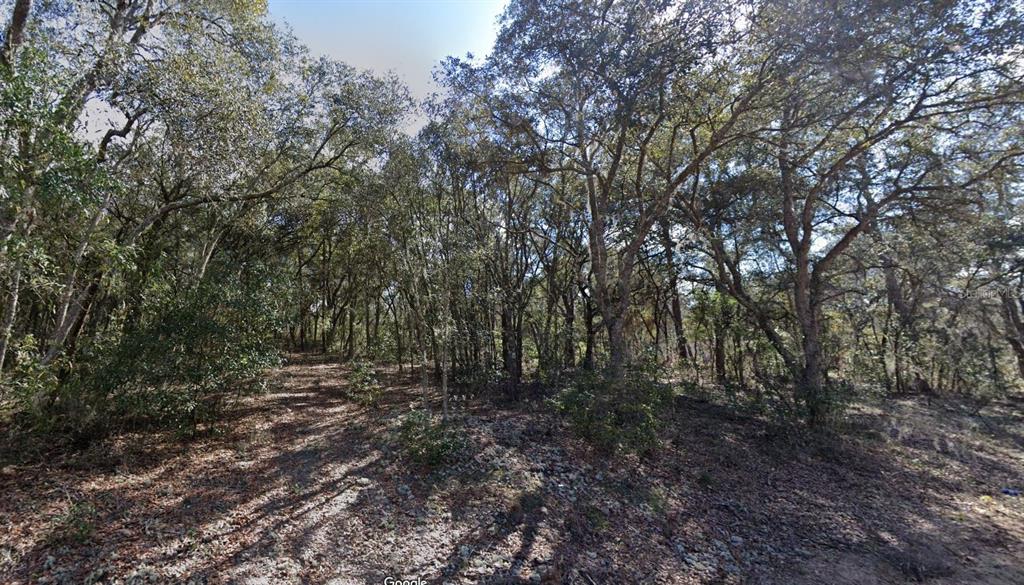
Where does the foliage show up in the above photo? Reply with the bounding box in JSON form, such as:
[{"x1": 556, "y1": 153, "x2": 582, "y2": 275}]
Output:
[
  {"x1": 1, "y1": 0, "x2": 1023, "y2": 447},
  {"x1": 0, "y1": 0, "x2": 406, "y2": 440},
  {"x1": 551, "y1": 362, "x2": 674, "y2": 455},
  {"x1": 49, "y1": 500, "x2": 98, "y2": 545},
  {"x1": 2, "y1": 335, "x2": 59, "y2": 423},
  {"x1": 396, "y1": 409, "x2": 465, "y2": 467},
  {"x1": 41, "y1": 265, "x2": 282, "y2": 437},
  {"x1": 349, "y1": 360, "x2": 383, "y2": 407}
]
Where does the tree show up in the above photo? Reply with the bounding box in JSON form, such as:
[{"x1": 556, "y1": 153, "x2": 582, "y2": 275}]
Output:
[
  {"x1": 459, "y1": 0, "x2": 771, "y2": 378},
  {"x1": 680, "y1": 0, "x2": 1024, "y2": 423}
]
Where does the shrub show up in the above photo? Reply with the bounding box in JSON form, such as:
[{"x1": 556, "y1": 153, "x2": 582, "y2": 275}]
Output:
[
  {"x1": 551, "y1": 362, "x2": 673, "y2": 454},
  {"x1": 815, "y1": 378, "x2": 857, "y2": 426},
  {"x1": 35, "y1": 264, "x2": 283, "y2": 438},
  {"x1": 349, "y1": 360, "x2": 383, "y2": 407},
  {"x1": 50, "y1": 500, "x2": 97, "y2": 544},
  {"x1": 451, "y1": 365, "x2": 499, "y2": 386},
  {"x1": 3, "y1": 335, "x2": 62, "y2": 433},
  {"x1": 396, "y1": 409, "x2": 464, "y2": 467}
]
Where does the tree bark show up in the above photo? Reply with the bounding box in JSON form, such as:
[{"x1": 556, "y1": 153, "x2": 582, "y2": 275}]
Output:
[
  {"x1": 780, "y1": 121, "x2": 829, "y2": 426},
  {"x1": 43, "y1": 194, "x2": 111, "y2": 364},
  {"x1": 500, "y1": 305, "x2": 522, "y2": 386},
  {"x1": 606, "y1": 313, "x2": 628, "y2": 380},
  {"x1": 660, "y1": 220, "x2": 690, "y2": 364},
  {"x1": 0, "y1": 266, "x2": 21, "y2": 372},
  {"x1": 1001, "y1": 291, "x2": 1024, "y2": 379},
  {"x1": 794, "y1": 273, "x2": 827, "y2": 425},
  {"x1": 562, "y1": 291, "x2": 575, "y2": 369},
  {"x1": 714, "y1": 323, "x2": 727, "y2": 386},
  {"x1": 0, "y1": 0, "x2": 31, "y2": 71},
  {"x1": 581, "y1": 287, "x2": 596, "y2": 370}
]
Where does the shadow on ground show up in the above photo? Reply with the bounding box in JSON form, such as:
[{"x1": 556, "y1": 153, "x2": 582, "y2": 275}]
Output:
[{"x1": 1, "y1": 353, "x2": 1022, "y2": 584}]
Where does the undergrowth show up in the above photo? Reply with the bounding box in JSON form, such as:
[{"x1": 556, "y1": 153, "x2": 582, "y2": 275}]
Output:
[
  {"x1": 396, "y1": 409, "x2": 465, "y2": 467},
  {"x1": 551, "y1": 360, "x2": 674, "y2": 455}
]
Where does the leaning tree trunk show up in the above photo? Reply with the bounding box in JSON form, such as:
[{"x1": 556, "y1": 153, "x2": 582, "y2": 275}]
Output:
[
  {"x1": 0, "y1": 205, "x2": 33, "y2": 372},
  {"x1": 44, "y1": 194, "x2": 111, "y2": 365}
]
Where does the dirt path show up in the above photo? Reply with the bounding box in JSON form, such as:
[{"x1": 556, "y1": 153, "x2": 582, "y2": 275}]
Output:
[{"x1": 2, "y1": 355, "x2": 1023, "y2": 584}]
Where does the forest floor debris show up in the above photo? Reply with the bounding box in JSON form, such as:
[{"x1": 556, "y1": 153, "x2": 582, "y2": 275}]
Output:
[{"x1": 2, "y1": 354, "x2": 1023, "y2": 584}]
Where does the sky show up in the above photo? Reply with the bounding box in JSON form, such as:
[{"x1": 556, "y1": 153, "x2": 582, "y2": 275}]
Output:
[{"x1": 267, "y1": 0, "x2": 507, "y2": 130}]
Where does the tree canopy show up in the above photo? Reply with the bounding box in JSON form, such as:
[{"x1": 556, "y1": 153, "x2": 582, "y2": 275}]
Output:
[{"x1": 1, "y1": 0, "x2": 1022, "y2": 437}]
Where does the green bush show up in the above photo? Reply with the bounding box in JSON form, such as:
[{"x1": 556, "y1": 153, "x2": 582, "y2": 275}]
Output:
[
  {"x1": 3, "y1": 335, "x2": 61, "y2": 429},
  {"x1": 349, "y1": 360, "x2": 383, "y2": 407},
  {"x1": 551, "y1": 362, "x2": 673, "y2": 454},
  {"x1": 805, "y1": 378, "x2": 859, "y2": 428},
  {"x1": 36, "y1": 265, "x2": 283, "y2": 438},
  {"x1": 396, "y1": 409, "x2": 464, "y2": 467},
  {"x1": 50, "y1": 500, "x2": 98, "y2": 544},
  {"x1": 451, "y1": 364, "x2": 503, "y2": 390}
]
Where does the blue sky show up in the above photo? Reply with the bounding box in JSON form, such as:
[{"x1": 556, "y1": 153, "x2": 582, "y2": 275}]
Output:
[{"x1": 268, "y1": 0, "x2": 506, "y2": 122}]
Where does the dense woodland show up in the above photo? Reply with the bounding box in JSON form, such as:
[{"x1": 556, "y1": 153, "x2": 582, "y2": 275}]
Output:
[
  {"x1": 4, "y1": 1, "x2": 1024, "y2": 583},
  {"x1": 1, "y1": 0, "x2": 1023, "y2": 441}
]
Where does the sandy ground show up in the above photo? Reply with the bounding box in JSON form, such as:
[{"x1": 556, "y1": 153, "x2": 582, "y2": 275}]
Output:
[{"x1": 1, "y1": 353, "x2": 1022, "y2": 584}]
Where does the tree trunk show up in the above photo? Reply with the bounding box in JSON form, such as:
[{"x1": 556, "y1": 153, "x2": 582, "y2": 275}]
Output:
[
  {"x1": 500, "y1": 305, "x2": 522, "y2": 386},
  {"x1": 800, "y1": 325, "x2": 827, "y2": 425},
  {"x1": 44, "y1": 194, "x2": 111, "y2": 364},
  {"x1": 562, "y1": 291, "x2": 575, "y2": 369},
  {"x1": 393, "y1": 307, "x2": 404, "y2": 372},
  {"x1": 64, "y1": 274, "x2": 101, "y2": 360},
  {"x1": 441, "y1": 336, "x2": 449, "y2": 424},
  {"x1": 607, "y1": 315, "x2": 628, "y2": 380},
  {"x1": 0, "y1": 0, "x2": 32, "y2": 71},
  {"x1": 501, "y1": 307, "x2": 511, "y2": 379},
  {"x1": 344, "y1": 309, "x2": 355, "y2": 359},
  {"x1": 0, "y1": 265, "x2": 21, "y2": 372},
  {"x1": 582, "y1": 292, "x2": 596, "y2": 370},
  {"x1": 1001, "y1": 291, "x2": 1024, "y2": 379},
  {"x1": 420, "y1": 343, "x2": 431, "y2": 413},
  {"x1": 796, "y1": 281, "x2": 827, "y2": 426},
  {"x1": 734, "y1": 333, "x2": 746, "y2": 388},
  {"x1": 660, "y1": 221, "x2": 690, "y2": 363},
  {"x1": 714, "y1": 324, "x2": 727, "y2": 386},
  {"x1": 364, "y1": 297, "x2": 372, "y2": 354},
  {"x1": 195, "y1": 231, "x2": 221, "y2": 284},
  {"x1": 311, "y1": 308, "x2": 319, "y2": 349}
]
